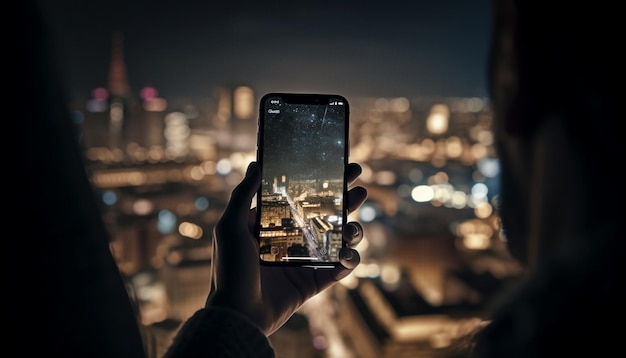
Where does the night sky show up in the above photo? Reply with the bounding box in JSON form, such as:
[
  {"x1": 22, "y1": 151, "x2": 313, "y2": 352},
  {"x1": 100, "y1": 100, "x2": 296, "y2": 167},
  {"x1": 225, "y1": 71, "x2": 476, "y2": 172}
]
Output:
[
  {"x1": 261, "y1": 100, "x2": 346, "y2": 182},
  {"x1": 37, "y1": 0, "x2": 493, "y2": 101}
]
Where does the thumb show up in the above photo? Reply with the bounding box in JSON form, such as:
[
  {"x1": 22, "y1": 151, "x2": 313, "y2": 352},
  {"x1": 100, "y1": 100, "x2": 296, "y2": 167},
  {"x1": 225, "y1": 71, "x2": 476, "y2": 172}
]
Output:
[
  {"x1": 211, "y1": 161, "x2": 262, "y2": 292},
  {"x1": 219, "y1": 162, "x2": 261, "y2": 227}
]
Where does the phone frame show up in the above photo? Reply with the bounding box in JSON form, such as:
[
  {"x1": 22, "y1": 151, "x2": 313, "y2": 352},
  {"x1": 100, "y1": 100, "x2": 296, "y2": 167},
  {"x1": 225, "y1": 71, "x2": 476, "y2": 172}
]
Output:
[{"x1": 255, "y1": 92, "x2": 350, "y2": 267}]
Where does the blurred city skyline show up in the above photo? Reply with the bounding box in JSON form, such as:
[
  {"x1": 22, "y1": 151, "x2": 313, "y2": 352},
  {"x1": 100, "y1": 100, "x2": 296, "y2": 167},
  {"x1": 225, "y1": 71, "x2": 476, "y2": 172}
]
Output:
[
  {"x1": 33, "y1": 2, "x2": 511, "y2": 355},
  {"x1": 38, "y1": 0, "x2": 492, "y2": 101}
]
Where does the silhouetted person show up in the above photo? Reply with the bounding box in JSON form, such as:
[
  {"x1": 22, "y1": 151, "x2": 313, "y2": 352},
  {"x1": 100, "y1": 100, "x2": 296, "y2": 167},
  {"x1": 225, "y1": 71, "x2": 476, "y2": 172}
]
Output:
[
  {"x1": 15, "y1": 1, "x2": 146, "y2": 356},
  {"x1": 467, "y1": 0, "x2": 623, "y2": 356}
]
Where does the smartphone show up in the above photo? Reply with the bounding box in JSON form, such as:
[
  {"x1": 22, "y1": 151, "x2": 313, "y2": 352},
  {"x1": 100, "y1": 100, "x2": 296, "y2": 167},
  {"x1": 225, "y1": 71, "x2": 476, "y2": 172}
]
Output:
[{"x1": 255, "y1": 93, "x2": 350, "y2": 267}]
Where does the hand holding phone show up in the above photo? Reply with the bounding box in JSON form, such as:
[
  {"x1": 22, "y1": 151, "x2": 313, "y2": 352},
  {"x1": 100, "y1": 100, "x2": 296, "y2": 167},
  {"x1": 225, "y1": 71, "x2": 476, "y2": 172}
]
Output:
[
  {"x1": 256, "y1": 93, "x2": 350, "y2": 267},
  {"x1": 207, "y1": 160, "x2": 367, "y2": 336},
  {"x1": 206, "y1": 93, "x2": 366, "y2": 335}
]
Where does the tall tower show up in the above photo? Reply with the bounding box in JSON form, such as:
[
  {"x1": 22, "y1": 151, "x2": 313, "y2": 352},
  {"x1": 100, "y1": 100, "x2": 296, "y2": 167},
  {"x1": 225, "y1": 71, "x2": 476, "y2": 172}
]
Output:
[
  {"x1": 107, "y1": 32, "x2": 133, "y2": 149},
  {"x1": 108, "y1": 32, "x2": 131, "y2": 99}
]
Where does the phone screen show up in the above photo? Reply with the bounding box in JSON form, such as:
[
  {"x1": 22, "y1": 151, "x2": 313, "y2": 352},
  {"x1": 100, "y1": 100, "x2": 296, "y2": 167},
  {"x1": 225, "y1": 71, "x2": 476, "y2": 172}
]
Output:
[{"x1": 256, "y1": 93, "x2": 349, "y2": 266}]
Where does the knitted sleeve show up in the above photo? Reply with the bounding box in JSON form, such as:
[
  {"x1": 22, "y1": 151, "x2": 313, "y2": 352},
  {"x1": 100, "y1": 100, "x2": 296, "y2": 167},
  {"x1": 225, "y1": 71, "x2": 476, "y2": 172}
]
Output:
[{"x1": 163, "y1": 307, "x2": 275, "y2": 358}]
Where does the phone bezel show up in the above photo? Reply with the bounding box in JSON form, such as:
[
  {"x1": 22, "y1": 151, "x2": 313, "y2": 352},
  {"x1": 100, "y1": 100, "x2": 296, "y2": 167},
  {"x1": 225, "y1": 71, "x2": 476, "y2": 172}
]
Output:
[{"x1": 255, "y1": 92, "x2": 350, "y2": 267}]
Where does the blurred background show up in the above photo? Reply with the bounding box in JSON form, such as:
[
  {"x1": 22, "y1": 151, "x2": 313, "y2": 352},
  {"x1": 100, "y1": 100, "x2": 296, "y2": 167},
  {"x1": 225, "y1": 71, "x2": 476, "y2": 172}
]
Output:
[{"x1": 39, "y1": 0, "x2": 524, "y2": 357}]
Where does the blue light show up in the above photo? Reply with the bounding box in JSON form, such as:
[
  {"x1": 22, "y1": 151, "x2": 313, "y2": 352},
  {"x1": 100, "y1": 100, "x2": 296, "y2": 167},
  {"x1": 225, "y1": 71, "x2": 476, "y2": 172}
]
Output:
[
  {"x1": 102, "y1": 190, "x2": 117, "y2": 205},
  {"x1": 195, "y1": 196, "x2": 210, "y2": 211},
  {"x1": 157, "y1": 209, "x2": 177, "y2": 234},
  {"x1": 359, "y1": 203, "x2": 378, "y2": 223},
  {"x1": 477, "y1": 158, "x2": 500, "y2": 178}
]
